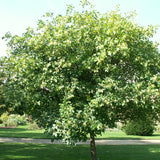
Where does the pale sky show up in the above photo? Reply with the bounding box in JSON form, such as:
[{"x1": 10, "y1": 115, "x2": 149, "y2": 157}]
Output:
[{"x1": 0, "y1": 0, "x2": 160, "y2": 57}]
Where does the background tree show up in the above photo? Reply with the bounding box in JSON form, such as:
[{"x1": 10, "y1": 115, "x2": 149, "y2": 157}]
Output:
[
  {"x1": 0, "y1": 56, "x2": 27, "y2": 115},
  {"x1": 0, "y1": 59, "x2": 7, "y2": 115},
  {"x1": 3, "y1": 1, "x2": 160, "y2": 159}
]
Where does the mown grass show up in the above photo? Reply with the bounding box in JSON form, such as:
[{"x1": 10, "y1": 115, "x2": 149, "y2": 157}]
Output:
[
  {"x1": 0, "y1": 143, "x2": 160, "y2": 160},
  {"x1": 1, "y1": 125, "x2": 160, "y2": 160},
  {"x1": 0, "y1": 124, "x2": 160, "y2": 140},
  {"x1": 96, "y1": 130, "x2": 160, "y2": 140},
  {"x1": 0, "y1": 124, "x2": 50, "y2": 139}
]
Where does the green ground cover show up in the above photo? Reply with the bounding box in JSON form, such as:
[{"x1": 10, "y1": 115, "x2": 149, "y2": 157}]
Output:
[
  {"x1": 0, "y1": 124, "x2": 48, "y2": 139},
  {"x1": 1, "y1": 125, "x2": 160, "y2": 160},
  {"x1": 0, "y1": 125, "x2": 160, "y2": 140},
  {"x1": 96, "y1": 130, "x2": 160, "y2": 140},
  {"x1": 0, "y1": 143, "x2": 160, "y2": 160}
]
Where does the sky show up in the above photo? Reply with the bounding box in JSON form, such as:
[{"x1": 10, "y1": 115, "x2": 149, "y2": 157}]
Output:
[{"x1": 0, "y1": 0, "x2": 160, "y2": 57}]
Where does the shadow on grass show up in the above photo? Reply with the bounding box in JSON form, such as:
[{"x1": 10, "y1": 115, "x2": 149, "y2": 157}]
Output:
[
  {"x1": 0, "y1": 143, "x2": 90, "y2": 160},
  {"x1": 0, "y1": 143, "x2": 160, "y2": 160}
]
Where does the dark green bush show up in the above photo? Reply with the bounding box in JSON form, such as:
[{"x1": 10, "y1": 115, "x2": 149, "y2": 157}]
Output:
[
  {"x1": 123, "y1": 119, "x2": 155, "y2": 136},
  {"x1": 0, "y1": 118, "x2": 3, "y2": 124}
]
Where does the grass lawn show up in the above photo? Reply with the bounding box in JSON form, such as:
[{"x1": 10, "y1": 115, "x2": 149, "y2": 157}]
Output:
[
  {"x1": 96, "y1": 130, "x2": 160, "y2": 140},
  {"x1": 0, "y1": 143, "x2": 160, "y2": 160},
  {"x1": 0, "y1": 124, "x2": 50, "y2": 139},
  {"x1": 0, "y1": 124, "x2": 160, "y2": 140},
  {"x1": 1, "y1": 125, "x2": 160, "y2": 160}
]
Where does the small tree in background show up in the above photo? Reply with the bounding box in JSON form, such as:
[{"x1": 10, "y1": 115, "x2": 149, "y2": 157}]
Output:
[{"x1": 3, "y1": 1, "x2": 160, "y2": 159}]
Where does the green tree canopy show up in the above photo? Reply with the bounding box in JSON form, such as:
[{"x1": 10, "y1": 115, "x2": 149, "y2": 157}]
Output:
[
  {"x1": 3, "y1": 1, "x2": 160, "y2": 159},
  {"x1": 0, "y1": 60, "x2": 7, "y2": 115}
]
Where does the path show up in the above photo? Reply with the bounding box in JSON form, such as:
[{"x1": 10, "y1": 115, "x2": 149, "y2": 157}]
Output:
[{"x1": 1, "y1": 137, "x2": 160, "y2": 145}]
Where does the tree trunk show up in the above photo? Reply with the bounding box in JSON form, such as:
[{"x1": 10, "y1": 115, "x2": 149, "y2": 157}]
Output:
[{"x1": 90, "y1": 132, "x2": 97, "y2": 160}]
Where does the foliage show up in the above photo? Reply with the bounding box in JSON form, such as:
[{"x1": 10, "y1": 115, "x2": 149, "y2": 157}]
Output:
[
  {"x1": 0, "y1": 60, "x2": 7, "y2": 115},
  {"x1": 4, "y1": 117, "x2": 18, "y2": 127},
  {"x1": 16, "y1": 114, "x2": 28, "y2": 125},
  {"x1": 123, "y1": 119, "x2": 155, "y2": 136},
  {"x1": 27, "y1": 121, "x2": 41, "y2": 130},
  {"x1": 0, "y1": 112, "x2": 9, "y2": 123},
  {"x1": 0, "y1": 113, "x2": 27, "y2": 127},
  {"x1": 2, "y1": 0, "x2": 160, "y2": 159}
]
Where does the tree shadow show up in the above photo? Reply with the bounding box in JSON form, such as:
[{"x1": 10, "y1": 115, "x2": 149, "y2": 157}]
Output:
[
  {"x1": 0, "y1": 143, "x2": 160, "y2": 160},
  {"x1": 0, "y1": 143, "x2": 90, "y2": 160},
  {"x1": 97, "y1": 145, "x2": 160, "y2": 160}
]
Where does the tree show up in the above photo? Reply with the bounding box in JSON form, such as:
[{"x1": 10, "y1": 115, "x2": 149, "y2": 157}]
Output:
[
  {"x1": 0, "y1": 59, "x2": 7, "y2": 115},
  {"x1": 3, "y1": 1, "x2": 160, "y2": 159}
]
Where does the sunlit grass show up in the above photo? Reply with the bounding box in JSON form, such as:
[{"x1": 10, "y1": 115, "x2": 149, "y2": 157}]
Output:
[
  {"x1": 0, "y1": 124, "x2": 48, "y2": 139},
  {"x1": 96, "y1": 130, "x2": 160, "y2": 140}
]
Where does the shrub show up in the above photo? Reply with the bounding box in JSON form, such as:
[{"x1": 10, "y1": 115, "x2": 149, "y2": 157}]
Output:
[
  {"x1": 1, "y1": 114, "x2": 27, "y2": 127},
  {"x1": 27, "y1": 121, "x2": 40, "y2": 130},
  {"x1": 3, "y1": 114, "x2": 18, "y2": 127},
  {"x1": 123, "y1": 119, "x2": 155, "y2": 136},
  {"x1": 16, "y1": 115, "x2": 27, "y2": 125},
  {"x1": 0, "y1": 112, "x2": 9, "y2": 123},
  {"x1": 4, "y1": 118, "x2": 18, "y2": 127}
]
